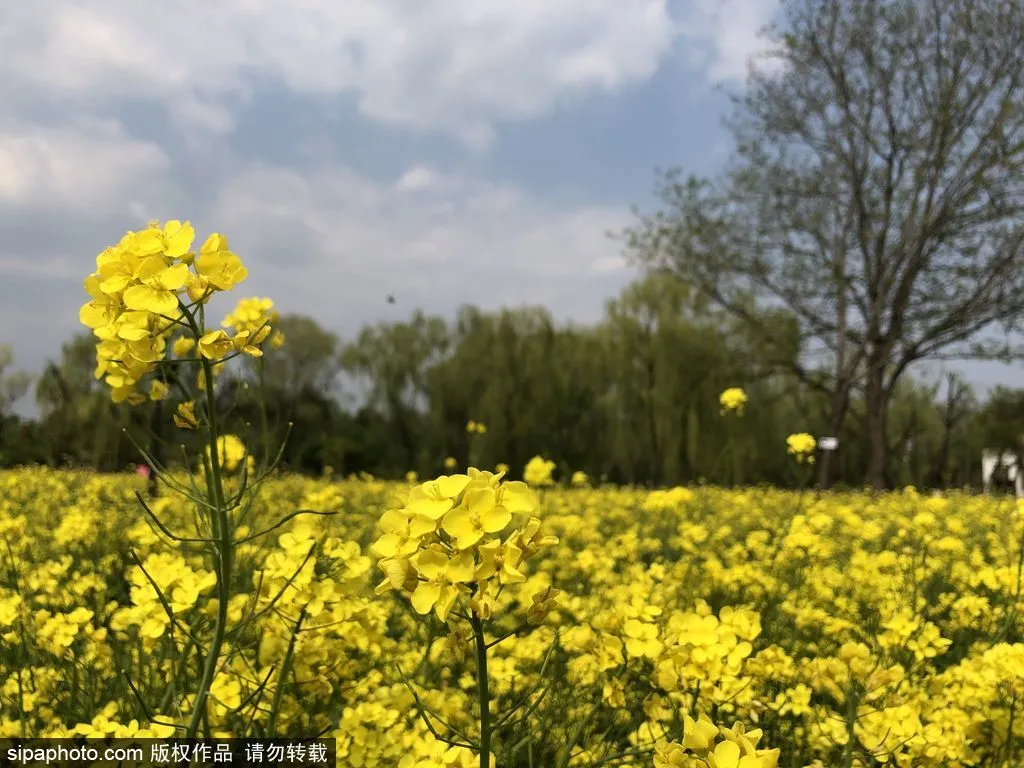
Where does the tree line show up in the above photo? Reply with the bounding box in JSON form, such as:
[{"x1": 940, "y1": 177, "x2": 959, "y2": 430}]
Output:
[{"x1": 1, "y1": 268, "x2": 1023, "y2": 490}]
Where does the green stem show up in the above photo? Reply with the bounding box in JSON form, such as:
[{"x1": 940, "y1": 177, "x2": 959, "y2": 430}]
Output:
[
  {"x1": 267, "y1": 608, "x2": 305, "y2": 737},
  {"x1": 993, "y1": 517, "x2": 1024, "y2": 646},
  {"x1": 1002, "y1": 692, "x2": 1018, "y2": 767},
  {"x1": 185, "y1": 352, "x2": 232, "y2": 739},
  {"x1": 471, "y1": 615, "x2": 492, "y2": 768},
  {"x1": 730, "y1": 418, "x2": 741, "y2": 487},
  {"x1": 258, "y1": 356, "x2": 270, "y2": 471},
  {"x1": 841, "y1": 685, "x2": 858, "y2": 768}
]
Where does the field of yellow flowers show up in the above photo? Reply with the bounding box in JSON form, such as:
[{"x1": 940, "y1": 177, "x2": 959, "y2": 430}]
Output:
[
  {"x1": 12, "y1": 218, "x2": 1019, "y2": 768},
  {"x1": 3, "y1": 464, "x2": 1024, "y2": 767}
]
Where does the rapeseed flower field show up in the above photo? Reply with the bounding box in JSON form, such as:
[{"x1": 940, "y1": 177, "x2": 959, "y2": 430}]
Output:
[
  {"x1": 3, "y1": 469, "x2": 1024, "y2": 767},
  {"x1": 4, "y1": 219, "x2": 1021, "y2": 767}
]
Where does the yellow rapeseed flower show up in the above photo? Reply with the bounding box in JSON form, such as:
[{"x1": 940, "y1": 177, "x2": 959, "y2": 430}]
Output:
[
  {"x1": 786, "y1": 433, "x2": 817, "y2": 463},
  {"x1": 719, "y1": 387, "x2": 748, "y2": 415},
  {"x1": 409, "y1": 548, "x2": 475, "y2": 621},
  {"x1": 173, "y1": 401, "x2": 200, "y2": 429},
  {"x1": 523, "y1": 455, "x2": 555, "y2": 486}
]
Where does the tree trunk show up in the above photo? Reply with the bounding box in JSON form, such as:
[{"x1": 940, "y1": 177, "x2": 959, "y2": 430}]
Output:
[
  {"x1": 817, "y1": 384, "x2": 851, "y2": 489},
  {"x1": 820, "y1": 192, "x2": 851, "y2": 492},
  {"x1": 930, "y1": 374, "x2": 966, "y2": 489},
  {"x1": 865, "y1": 361, "x2": 888, "y2": 490},
  {"x1": 645, "y1": 358, "x2": 661, "y2": 487},
  {"x1": 685, "y1": 401, "x2": 700, "y2": 482}
]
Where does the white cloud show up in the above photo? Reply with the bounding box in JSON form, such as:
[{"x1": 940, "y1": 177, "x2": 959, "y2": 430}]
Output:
[
  {"x1": 0, "y1": 120, "x2": 172, "y2": 211},
  {"x1": 681, "y1": 0, "x2": 783, "y2": 84},
  {"x1": 0, "y1": 255, "x2": 80, "y2": 280},
  {"x1": 2, "y1": 0, "x2": 682, "y2": 147},
  {"x1": 208, "y1": 161, "x2": 636, "y2": 328},
  {"x1": 593, "y1": 255, "x2": 629, "y2": 273},
  {"x1": 396, "y1": 166, "x2": 436, "y2": 193},
  {"x1": 0, "y1": 153, "x2": 634, "y2": 384}
]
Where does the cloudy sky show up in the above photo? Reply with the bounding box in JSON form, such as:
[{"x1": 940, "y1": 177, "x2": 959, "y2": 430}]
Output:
[{"x1": 0, "y1": 0, "x2": 1016, "y2": 413}]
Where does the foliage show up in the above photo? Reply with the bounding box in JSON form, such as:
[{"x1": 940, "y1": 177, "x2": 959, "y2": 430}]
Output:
[
  {"x1": 624, "y1": 0, "x2": 1024, "y2": 489},
  {"x1": 2, "y1": 267, "x2": 1023, "y2": 489}
]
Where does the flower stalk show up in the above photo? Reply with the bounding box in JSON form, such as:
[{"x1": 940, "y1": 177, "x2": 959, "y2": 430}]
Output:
[{"x1": 471, "y1": 615, "x2": 492, "y2": 768}]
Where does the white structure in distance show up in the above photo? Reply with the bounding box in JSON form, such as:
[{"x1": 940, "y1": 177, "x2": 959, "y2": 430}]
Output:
[{"x1": 981, "y1": 450, "x2": 1024, "y2": 498}]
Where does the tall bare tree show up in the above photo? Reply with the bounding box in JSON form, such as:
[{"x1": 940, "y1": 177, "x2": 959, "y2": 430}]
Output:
[{"x1": 626, "y1": 0, "x2": 1024, "y2": 488}]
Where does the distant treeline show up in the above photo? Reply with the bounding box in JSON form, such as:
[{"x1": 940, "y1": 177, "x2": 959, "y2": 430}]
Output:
[{"x1": 2, "y1": 271, "x2": 1022, "y2": 491}]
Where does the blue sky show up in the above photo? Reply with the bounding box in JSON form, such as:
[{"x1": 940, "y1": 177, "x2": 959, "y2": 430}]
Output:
[{"x1": 0, "y1": 0, "x2": 1017, "y2": 415}]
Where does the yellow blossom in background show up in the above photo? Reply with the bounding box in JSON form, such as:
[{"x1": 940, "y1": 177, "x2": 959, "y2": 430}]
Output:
[
  {"x1": 173, "y1": 401, "x2": 200, "y2": 429},
  {"x1": 222, "y1": 296, "x2": 284, "y2": 349},
  {"x1": 222, "y1": 297, "x2": 278, "y2": 333},
  {"x1": 643, "y1": 486, "x2": 695, "y2": 512},
  {"x1": 443, "y1": 456, "x2": 458, "y2": 470},
  {"x1": 523, "y1": 455, "x2": 556, "y2": 486},
  {"x1": 172, "y1": 336, "x2": 196, "y2": 357},
  {"x1": 786, "y1": 433, "x2": 817, "y2": 464},
  {"x1": 719, "y1": 387, "x2": 748, "y2": 415},
  {"x1": 207, "y1": 434, "x2": 247, "y2": 474},
  {"x1": 571, "y1": 470, "x2": 589, "y2": 487},
  {"x1": 148, "y1": 379, "x2": 168, "y2": 402}
]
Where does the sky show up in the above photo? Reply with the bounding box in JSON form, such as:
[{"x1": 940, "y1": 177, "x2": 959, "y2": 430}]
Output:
[{"x1": 0, "y1": 0, "x2": 1018, "y2": 416}]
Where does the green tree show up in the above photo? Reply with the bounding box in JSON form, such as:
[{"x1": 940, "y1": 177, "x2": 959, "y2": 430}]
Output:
[
  {"x1": 341, "y1": 310, "x2": 450, "y2": 472},
  {"x1": 627, "y1": 0, "x2": 1024, "y2": 488},
  {"x1": 229, "y1": 315, "x2": 348, "y2": 473},
  {"x1": 0, "y1": 345, "x2": 32, "y2": 465},
  {"x1": 258, "y1": 314, "x2": 342, "y2": 401},
  {"x1": 34, "y1": 334, "x2": 127, "y2": 468},
  {"x1": 0, "y1": 345, "x2": 30, "y2": 416}
]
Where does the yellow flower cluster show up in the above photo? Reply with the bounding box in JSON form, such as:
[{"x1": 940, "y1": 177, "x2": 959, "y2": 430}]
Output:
[
  {"x1": 371, "y1": 469, "x2": 558, "y2": 622},
  {"x1": 222, "y1": 296, "x2": 285, "y2": 350},
  {"x1": 654, "y1": 714, "x2": 779, "y2": 767},
  {"x1": 786, "y1": 432, "x2": 817, "y2": 463},
  {"x1": 466, "y1": 420, "x2": 487, "y2": 435},
  {"x1": 203, "y1": 434, "x2": 254, "y2": 476},
  {"x1": 79, "y1": 221, "x2": 271, "y2": 404},
  {"x1": 523, "y1": 455, "x2": 556, "y2": 486},
  {"x1": 719, "y1": 387, "x2": 748, "y2": 415},
  {"x1": 643, "y1": 487, "x2": 696, "y2": 513},
  {"x1": 110, "y1": 551, "x2": 217, "y2": 641}
]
